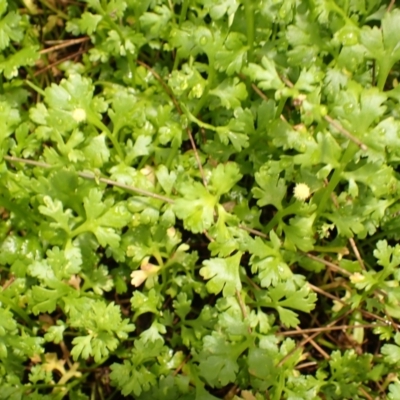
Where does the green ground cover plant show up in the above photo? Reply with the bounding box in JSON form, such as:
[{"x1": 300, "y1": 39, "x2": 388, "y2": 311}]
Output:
[{"x1": 1, "y1": 0, "x2": 400, "y2": 398}]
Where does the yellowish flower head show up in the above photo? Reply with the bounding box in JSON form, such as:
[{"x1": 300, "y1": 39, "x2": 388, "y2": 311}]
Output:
[
  {"x1": 293, "y1": 183, "x2": 311, "y2": 201},
  {"x1": 72, "y1": 108, "x2": 86, "y2": 123}
]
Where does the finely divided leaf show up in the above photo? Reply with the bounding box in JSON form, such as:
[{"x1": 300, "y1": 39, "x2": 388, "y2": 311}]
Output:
[
  {"x1": 200, "y1": 251, "x2": 242, "y2": 297},
  {"x1": 173, "y1": 182, "x2": 217, "y2": 233}
]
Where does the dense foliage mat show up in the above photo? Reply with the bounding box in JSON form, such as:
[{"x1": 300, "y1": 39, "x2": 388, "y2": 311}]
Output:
[{"x1": 2, "y1": 0, "x2": 400, "y2": 398}]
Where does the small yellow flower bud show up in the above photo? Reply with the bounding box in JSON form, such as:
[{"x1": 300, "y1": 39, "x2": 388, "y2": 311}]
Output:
[
  {"x1": 72, "y1": 108, "x2": 86, "y2": 122},
  {"x1": 350, "y1": 272, "x2": 365, "y2": 284},
  {"x1": 293, "y1": 183, "x2": 311, "y2": 201}
]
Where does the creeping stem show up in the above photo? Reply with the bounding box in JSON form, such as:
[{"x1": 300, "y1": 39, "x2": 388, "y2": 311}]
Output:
[{"x1": 244, "y1": 0, "x2": 255, "y2": 63}]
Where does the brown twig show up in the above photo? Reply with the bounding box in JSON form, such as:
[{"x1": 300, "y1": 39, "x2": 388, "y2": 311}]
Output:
[
  {"x1": 358, "y1": 386, "x2": 374, "y2": 400},
  {"x1": 4, "y1": 156, "x2": 175, "y2": 204},
  {"x1": 279, "y1": 74, "x2": 294, "y2": 88},
  {"x1": 245, "y1": 275, "x2": 261, "y2": 291},
  {"x1": 348, "y1": 237, "x2": 366, "y2": 270},
  {"x1": 308, "y1": 283, "x2": 346, "y2": 304},
  {"x1": 306, "y1": 254, "x2": 352, "y2": 276},
  {"x1": 40, "y1": 37, "x2": 90, "y2": 55},
  {"x1": 136, "y1": 59, "x2": 207, "y2": 187},
  {"x1": 279, "y1": 323, "x2": 388, "y2": 336},
  {"x1": 239, "y1": 224, "x2": 268, "y2": 238},
  {"x1": 324, "y1": 115, "x2": 368, "y2": 151},
  {"x1": 239, "y1": 75, "x2": 287, "y2": 122},
  {"x1": 250, "y1": 83, "x2": 268, "y2": 101},
  {"x1": 136, "y1": 60, "x2": 181, "y2": 113},
  {"x1": 387, "y1": 0, "x2": 396, "y2": 12},
  {"x1": 276, "y1": 74, "x2": 368, "y2": 150},
  {"x1": 236, "y1": 289, "x2": 252, "y2": 333},
  {"x1": 295, "y1": 326, "x2": 330, "y2": 360},
  {"x1": 172, "y1": 354, "x2": 191, "y2": 376},
  {"x1": 310, "y1": 282, "x2": 400, "y2": 330},
  {"x1": 6, "y1": 156, "x2": 328, "y2": 243},
  {"x1": 203, "y1": 230, "x2": 215, "y2": 242},
  {"x1": 2, "y1": 276, "x2": 16, "y2": 290},
  {"x1": 277, "y1": 311, "x2": 350, "y2": 368},
  {"x1": 295, "y1": 361, "x2": 317, "y2": 370},
  {"x1": 34, "y1": 49, "x2": 87, "y2": 77}
]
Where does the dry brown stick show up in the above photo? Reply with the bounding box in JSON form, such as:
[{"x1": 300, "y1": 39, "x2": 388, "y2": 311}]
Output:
[
  {"x1": 387, "y1": 0, "x2": 396, "y2": 12},
  {"x1": 246, "y1": 79, "x2": 286, "y2": 121},
  {"x1": 279, "y1": 74, "x2": 294, "y2": 88},
  {"x1": 308, "y1": 283, "x2": 346, "y2": 305},
  {"x1": 277, "y1": 311, "x2": 350, "y2": 368},
  {"x1": 136, "y1": 59, "x2": 181, "y2": 113},
  {"x1": 2, "y1": 276, "x2": 16, "y2": 290},
  {"x1": 326, "y1": 178, "x2": 340, "y2": 208},
  {"x1": 280, "y1": 323, "x2": 388, "y2": 336},
  {"x1": 236, "y1": 289, "x2": 252, "y2": 334},
  {"x1": 318, "y1": 279, "x2": 348, "y2": 291},
  {"x1": 136, "y1": 59, "x2": 207, "y2": 187},
  {"x1": 358, "y1": 385, "x2": 373, "y2": 400},
  {"x1": 40, "y1": 37, "x2": 90, "y2": 54},
  {"x1": 310, "y1": 282, "x2": 400, "y2": 330},
  {"x1": 295, "y1": 326, "x2": 330, "y2": 360},
  {"x1": 276, "y1": 74, "x2": 368, "y2": 150},
  {"x1": 306, "y1": 254, "x2": 351, "y2": 276},
  {"x1": 4, "y1": 156, "x2": 52, "y2": 169},
  {"x1": 172, "y1": 354, "x2": 191, "y2": 377},
  {"x1": 239, "y1": 224, "x2": 268, "y2": 238},
  {"x1": 1, "y1": 155, "x2": 290, "y2": 242},
  {"x1": 251, "y1": 83, "x2": 268, "y2": 101},
  {"x1": 203, "y1": 230, "x2": 214, "y2": 242},
  {"x1": 236, "y1": 289, "x2": 248, "y2": 319},
  {"x1": 295, "y1": 361, "x2": 317, "y2": 370},
  {"x1": 4, "y1": 156, "x2": 174, "y2": 204},
  {"x1": 245, "y1": 275, "x2": 261, "y2": 291},
  {"x1": 348, "y1": 237, "x2": 366, "y2": 270},
  {"x1": 34, "y1": 49, "x2": 87, "y2": 77},
  {"x1": 324, "y1": 115, "x2": 368, "y2": 150}
]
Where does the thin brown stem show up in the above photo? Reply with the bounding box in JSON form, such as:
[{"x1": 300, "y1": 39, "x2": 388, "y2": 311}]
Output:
[
  {"x1": 34, "y1": 49, "x2": 87, "y2": 77},
  {"x1": 279, "y1": 74, "x2": 294, "y2": 88},
  {"x1": 295, "y1": 326, "x2": 330, "y2": 360},
  {"x1": 4, "y1": 156, "x2": 175, "y2": 204},
  {"x1": 279, "y1": 323, "x2": 388, "y2": 336},
  {"x1": 306, "y1": 254, "x2": 352, "y2": 276},
  {"x1": 295, "y1": 361, "x2": 317, "y2": 370},
  {"x1": 136, "y1": 60, "x2": 181, "y2": 113},
  {"x1": 203, "y1": 230, "x2": 214, "y2": 242},
  {"x1": 310, "y1": 282, "x2": 400, "y2": 330},
  {"x1": 250, "y1": 83, "x2": 268, "y2": 101},
  {"x1": 277, "y1": 312, "x2": 350, "y2": 368},
  {"x1": 172, "y1": 354, "x2": 191, "y2": 377},
  {"x1": 136, "y1": 59, "x2": 207, "y2": 187},
  {"x1": 358, "y1": 386, "x2": 373, "y2": 400},
  {"x1": 324, "y1": 115, "x2": 367, "y2": 151},
  {"x1": 348, "y1": 237, "x2": 366, "y2": 270},
  {"x1": 308, "y1": 283, "x2": 346, "y2": 303},
  {"x1": 276, "y1": 74, "x2": 367, "y2": 150},
  {"x1": 185, "y1": 128, "x2": 207, "y2": 188},
  {"x1": 239, "y1": 224, "x2": 268, "y2": 238},
  {"x1": 246, "y1": 275, "x2": 261, "y2": 291},
  {"x1": 40, "y1": 37, "x2": 90, "y2": 54},
  {"x1": 236, "y1": 289, "x2": 252, "y2": 333},
  {"x1": 387, "y1": 0, "x2": 396, "y2": 12},
  {"x1": 239, "y1": 74, "x2": 287, "y2": 122}
]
